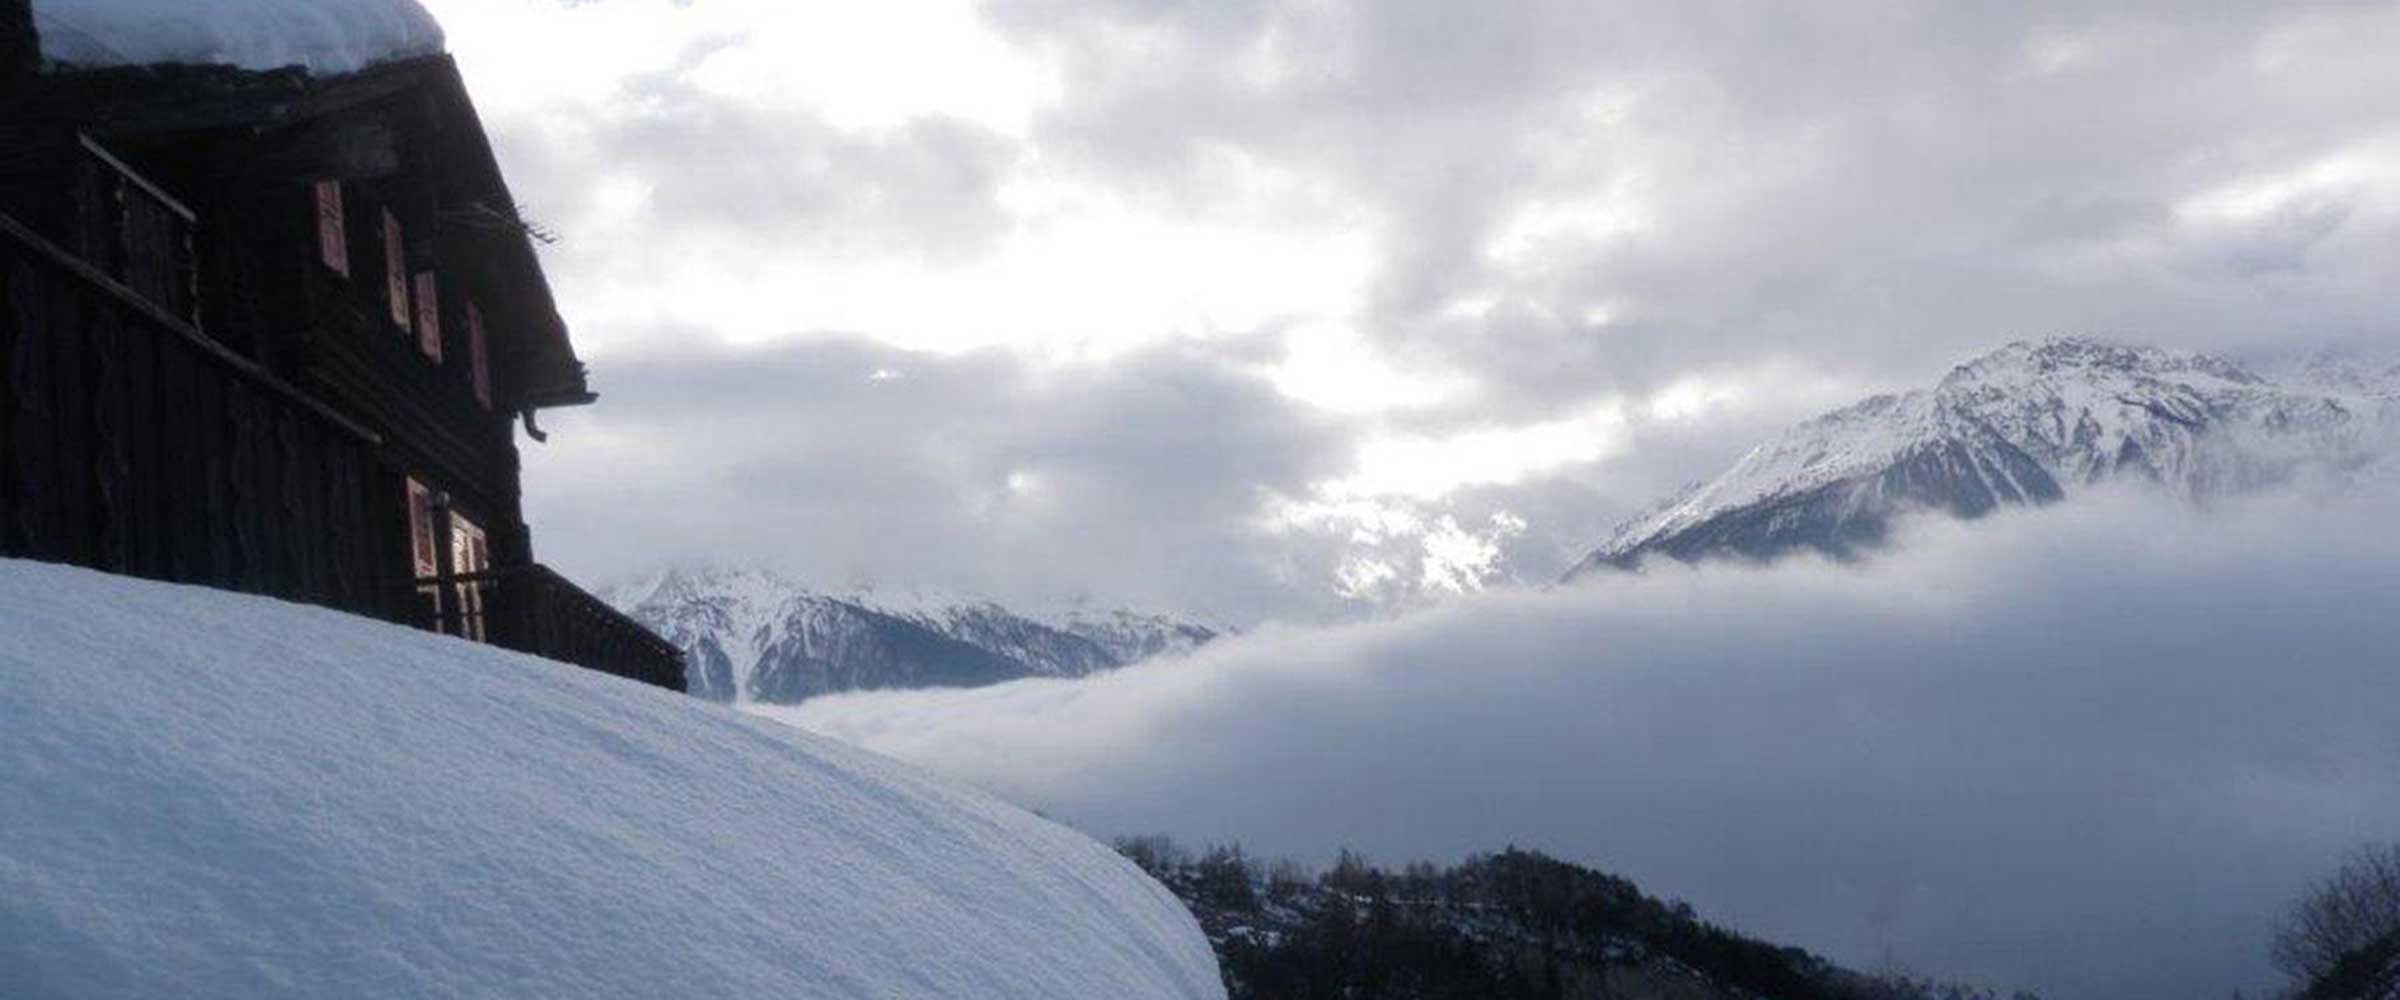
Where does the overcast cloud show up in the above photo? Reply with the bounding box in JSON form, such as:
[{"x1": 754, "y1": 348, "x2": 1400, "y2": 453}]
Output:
[
  {"x1": 381, "y1": 4, "x2": 2400, "y2": 994},
  {"x1": 409, "y1": 0, "x2": 2400, "y2": 616},
  {"x1": 776, "y1": 488, "x2": 2400, "y2": 1000}
]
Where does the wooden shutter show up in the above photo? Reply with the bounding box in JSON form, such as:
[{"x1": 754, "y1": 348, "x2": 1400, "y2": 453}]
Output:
[
  {"x1": 314, "y1": 181, "x2": 348, "y2": 276},
  {"x1": 467, "y1": 301, "x2": 492, "y2": 409},
  {"x1": 383, "y1": 209, "x2": 410, "y2": 330},
  {"x1": 405, "y1": 477, "x2": 438, "y2": 579},
  {"x1": 413, "y1": 273, "x2": 443, "y2": 362}
]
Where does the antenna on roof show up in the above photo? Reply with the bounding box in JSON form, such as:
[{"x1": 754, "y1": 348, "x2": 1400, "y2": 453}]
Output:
[{"x1": 439, "y1": 201, "x2": 559, "y2": 245}]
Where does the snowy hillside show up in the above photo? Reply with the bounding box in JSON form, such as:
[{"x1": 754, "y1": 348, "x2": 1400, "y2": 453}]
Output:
[
  {"x1": 0, "y1": 559, "x2": 1223, "y2": 1000},
  {"x1": 1569, "y1": 337, "x2": 2399, "y2": 575},
  {"x1": 609, "y1": 566, "x2": 1223, "y2": 704},
  {"x1": 32, "y1": 0, "x2": 443, "y2": 74}
]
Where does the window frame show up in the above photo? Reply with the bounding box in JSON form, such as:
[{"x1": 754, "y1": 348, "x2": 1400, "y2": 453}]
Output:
[{"x1": 448, "y1": 511, "x2": 492, "y2": 642}]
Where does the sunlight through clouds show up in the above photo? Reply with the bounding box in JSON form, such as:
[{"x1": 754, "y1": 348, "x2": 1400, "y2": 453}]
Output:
[
  {"x1": 424, "y1": 0, "x2": 1050, "y2": 131},
  {"x1": 2175, "y1": 141, "x2": 2399, "y2": 226},
  {"x1": 427, "y1": 0, "x2": 2400, "y2": 621},
  {"x1": 1262, "y1": 324, "x2": 1465, "y2": 415},
  {"x1": 1326, "y1": 407, "x2": 1632, "y2": 502},
  {"x1": 421, "y1": 0, "x2": 1381, "y2": 361}
]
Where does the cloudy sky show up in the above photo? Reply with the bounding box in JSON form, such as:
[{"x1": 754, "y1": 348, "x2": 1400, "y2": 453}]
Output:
[
  {"x1": 412, "y1": 0, "x2": 2400, "y2": 621},
  {"x1": 388, "y1": 4, "x2": 2400, "y2": 996}
]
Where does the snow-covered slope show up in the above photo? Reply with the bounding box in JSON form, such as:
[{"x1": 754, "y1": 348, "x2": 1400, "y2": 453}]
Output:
[
  {"x1": 610, "y1": 567, "x2": 1224, "y2": 705},
  {"x1": 1569, "y1": 337, "x2": 2399, "y2": 575},
  {"x1": 0, "y1": 559, "x2": 1223, "y2": 1000},
  {"x1": 32, "y1": 0, "x2": 443, "y2": 74}
]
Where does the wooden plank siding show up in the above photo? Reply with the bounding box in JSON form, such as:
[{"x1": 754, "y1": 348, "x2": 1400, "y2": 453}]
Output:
[
  {"x1": 1, "y1": 60, "x2": 680, "y2": 693},
  {"x1": 1, "y1": 209, "x2": 388, "y2": 616},
  {"x1": 1, "y1": 205, "x2": 681, "y2": 692}
]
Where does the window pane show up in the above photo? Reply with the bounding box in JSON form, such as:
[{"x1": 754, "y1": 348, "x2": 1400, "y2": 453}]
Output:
[
  {"x1": 449, "y1": 513, "x2": 490, "y2": 642},
  {"x1": 407, "y1": 477, "x2": 435, "y2": 631}
]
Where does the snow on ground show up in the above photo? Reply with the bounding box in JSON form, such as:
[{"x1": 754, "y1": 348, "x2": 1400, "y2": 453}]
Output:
[
  {"x1": 0, "y1": 559, "x2": 1223, "y2": 1000},
  {"x1": 32, "y1": 0, "x2": 444, "y2": 74}
]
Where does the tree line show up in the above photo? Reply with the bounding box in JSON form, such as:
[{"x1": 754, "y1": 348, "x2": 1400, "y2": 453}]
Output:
[
  {"x1": 1121, "y1": 835, "x2": 2400, "y2": 1000},
  {"x1": 1115, "y1": 835, "x2": 2035, "y2": 1000}
]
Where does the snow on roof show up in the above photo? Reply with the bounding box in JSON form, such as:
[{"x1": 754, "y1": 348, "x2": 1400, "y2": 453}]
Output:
[
  {"x1": 32, "y1": 0, "x2": 444, "y2": 74},
  {"x1": 0, "y1": 559, "x2": 1223, "y2": 1000}
]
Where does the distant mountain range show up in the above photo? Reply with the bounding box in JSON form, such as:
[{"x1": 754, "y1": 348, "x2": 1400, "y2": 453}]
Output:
[
  {"x1": 605, "y1": 568, "x2": 1223, "y2": 703},
  {"x1": 1568, "y1": 337, "x2": 2399, "y2": 577}
]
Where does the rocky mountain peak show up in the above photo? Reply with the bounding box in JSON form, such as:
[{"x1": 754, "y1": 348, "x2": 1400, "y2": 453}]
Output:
[{"x1": 1567, "y1": 336, "x2": 2395, "y2": 577}]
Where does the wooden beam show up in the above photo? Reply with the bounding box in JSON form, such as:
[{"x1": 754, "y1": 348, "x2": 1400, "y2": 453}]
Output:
[
  {"x1": 76, "y1": 134, "x2": 197, "y2": 222},
  {"x1": 0, "y1": 208, "x2": 383, "y2": 447},
  {"x1": 239, "y1": 117, "x2": 404, "y2": 184}
]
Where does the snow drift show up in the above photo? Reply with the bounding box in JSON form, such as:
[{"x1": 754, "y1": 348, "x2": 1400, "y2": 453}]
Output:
[
  {"x1": 32, "y1": 0, "x2": 444, "y2": 74},
  {"x1": 0, "y1": 559, "x2": 1221, "y2": 1000}
]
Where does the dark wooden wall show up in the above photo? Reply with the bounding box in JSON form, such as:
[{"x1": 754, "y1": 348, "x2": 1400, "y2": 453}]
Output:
[
  {"x1": 2, "y1": 211, "x2": 395, "y2": 619},
  {"x1": 1, "y1": 75, "x2": 683, "y2": 692},
  {"x1": 3, "y1": 0, "x2": 34, "y2": 82},
  {"x1": 3, "y1": 209, "x2": 683, "y2": 690}
]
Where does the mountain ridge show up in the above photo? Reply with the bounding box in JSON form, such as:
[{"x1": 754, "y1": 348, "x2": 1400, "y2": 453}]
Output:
[
  {"x1": 1568, "y1": 336, "x2": 2399, "y2": 576},
  {"x1": 607, "y1": 567, "x2": 1224, "y2": 703}
]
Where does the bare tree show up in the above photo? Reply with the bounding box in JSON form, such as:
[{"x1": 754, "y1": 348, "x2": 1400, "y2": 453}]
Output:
[{"x1": 2276, "y1": 843, "x2": 2400, "y2": 997}]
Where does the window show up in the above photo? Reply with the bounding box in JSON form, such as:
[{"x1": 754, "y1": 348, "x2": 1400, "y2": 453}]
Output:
[
  {"x1": 467, "y1": 301, "x2": 492, "y2": 409},
  {"x1": 407, "y1": 479, "x2": 492, "y2": 642},
  {"x1": 383, "y1": 208, "x2": 410, "y2": 330},
  {"x1": 314, "y1": 181, "x2": 348, "y2": 276},
  {"x1": 413, "y1": 272, "x2": 442, "y2": 362},
  {"x1": 449, "y1": 512, "x2": 491, "y2": 642}
]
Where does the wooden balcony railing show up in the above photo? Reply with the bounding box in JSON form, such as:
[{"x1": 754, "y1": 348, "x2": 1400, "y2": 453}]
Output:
[
  {"x1": 414, "y1": 564, "x2": 686, "y2": 693},
  {"x1": 66, "y1": 135, "x2": 200, "y2": 326},
  {"x1": 2, "y1": 198, "x2": 388, "y2": 612}
]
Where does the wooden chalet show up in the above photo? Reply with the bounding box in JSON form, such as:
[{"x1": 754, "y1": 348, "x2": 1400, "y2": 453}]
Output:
[{"x1": 0, "y1": 26, "x2": 684, "y2": 690}]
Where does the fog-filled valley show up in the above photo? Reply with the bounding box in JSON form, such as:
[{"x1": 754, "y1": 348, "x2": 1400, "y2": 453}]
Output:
[{"x1": 775, "y1": 486, "x2": 2400, "y2": 999}]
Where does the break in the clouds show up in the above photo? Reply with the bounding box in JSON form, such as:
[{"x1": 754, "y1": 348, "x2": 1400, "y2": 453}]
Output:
[
  {"x1": 773, "y1": 487, "x2": 2400, "y2": 1000},
  {"x1": 420, "y1": 0, "x2": 2400, "y2": 613}
]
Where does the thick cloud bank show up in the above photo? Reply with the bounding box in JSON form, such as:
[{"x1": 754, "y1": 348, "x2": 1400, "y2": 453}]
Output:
[
  {"x1": 432, "y1": 1, "x2": 2400, "y2": 616},
  {"x1": 777, "y1": 488, "x2": 2400, "y2": 1000}
]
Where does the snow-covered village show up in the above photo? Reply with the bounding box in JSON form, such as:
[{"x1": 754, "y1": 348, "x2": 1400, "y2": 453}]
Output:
[{"x1": 4, "y1": 2, "x2": 2399, "y2": 999}]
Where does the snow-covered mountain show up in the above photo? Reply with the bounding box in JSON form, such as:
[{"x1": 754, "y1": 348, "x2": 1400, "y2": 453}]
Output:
[
  {"x1": 0, "y1": 558, "x2": 1223, "y2": 1000},
  {"x1": 607, "y1": 567, "x2": 1223, "y2": 704},
  {"x1": 1569, "y1": 337, "x2": 2400, "y2": 576}
]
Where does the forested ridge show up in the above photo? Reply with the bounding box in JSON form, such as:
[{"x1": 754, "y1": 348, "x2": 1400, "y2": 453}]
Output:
[{"x1": 1118, "y1": 837, "x2": 2037, "y2": 1000}]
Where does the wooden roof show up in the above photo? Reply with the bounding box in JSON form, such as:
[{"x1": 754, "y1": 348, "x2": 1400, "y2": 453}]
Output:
[{"x1": 7, "y1": 53, "x2": 596, "y2": 410}]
